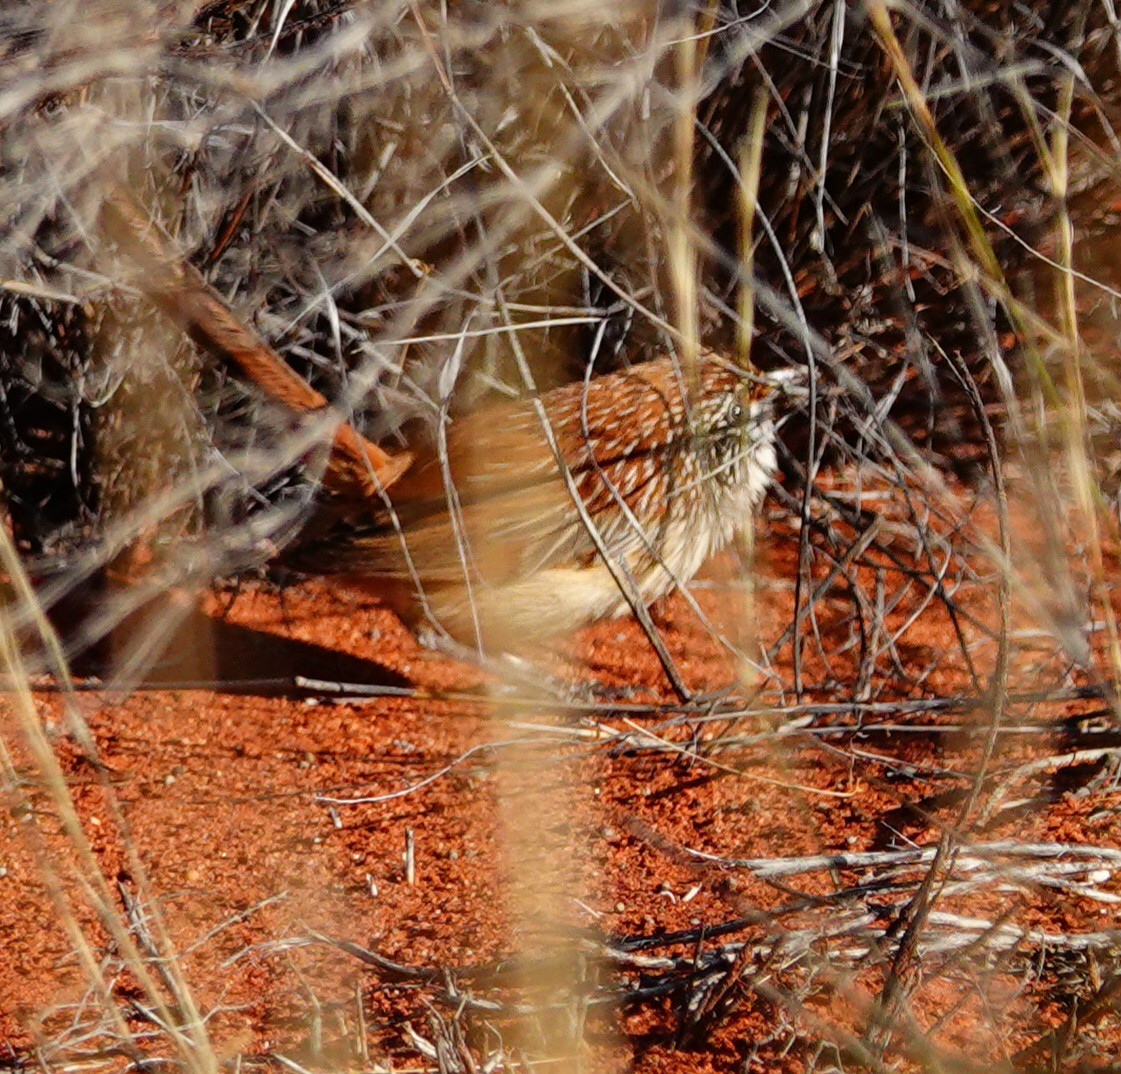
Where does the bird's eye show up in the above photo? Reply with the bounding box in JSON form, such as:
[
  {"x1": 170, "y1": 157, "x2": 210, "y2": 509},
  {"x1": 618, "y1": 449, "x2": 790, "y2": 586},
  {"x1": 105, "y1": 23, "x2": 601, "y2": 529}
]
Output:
[{"x1": 727, "y1": 400, "x2": 745, "y2": 424}]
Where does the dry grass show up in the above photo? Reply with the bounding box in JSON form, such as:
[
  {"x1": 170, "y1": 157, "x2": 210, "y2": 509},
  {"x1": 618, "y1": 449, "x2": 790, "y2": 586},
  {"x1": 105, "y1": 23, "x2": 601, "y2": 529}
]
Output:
[{"x1": 4, "y1": 1, "x2": 1121, "y2": 1071}]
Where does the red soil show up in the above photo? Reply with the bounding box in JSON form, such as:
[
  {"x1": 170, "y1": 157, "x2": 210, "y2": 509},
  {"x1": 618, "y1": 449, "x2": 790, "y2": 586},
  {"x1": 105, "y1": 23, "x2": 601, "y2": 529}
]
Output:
[{"x1": 3, "y1": 485, "x2": 1121, "y2": 1072}]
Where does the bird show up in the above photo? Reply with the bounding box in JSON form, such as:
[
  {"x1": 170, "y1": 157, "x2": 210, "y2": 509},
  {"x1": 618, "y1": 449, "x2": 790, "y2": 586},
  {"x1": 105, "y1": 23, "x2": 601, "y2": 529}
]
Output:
[{"x1": 297, "y1": 352, "x2": 788, "y2": 647}]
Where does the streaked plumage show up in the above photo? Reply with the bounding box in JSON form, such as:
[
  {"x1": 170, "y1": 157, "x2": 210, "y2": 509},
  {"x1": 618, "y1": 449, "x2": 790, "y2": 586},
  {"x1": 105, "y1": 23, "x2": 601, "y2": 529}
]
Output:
[{"x1": 307, "y1": 353, "x2": 782, "y2": 643}]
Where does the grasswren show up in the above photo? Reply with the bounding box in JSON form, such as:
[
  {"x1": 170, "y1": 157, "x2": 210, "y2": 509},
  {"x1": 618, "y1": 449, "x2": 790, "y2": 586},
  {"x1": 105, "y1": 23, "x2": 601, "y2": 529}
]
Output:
[{"x1": 307, "y1": 353, "x2": 785, "y2": 645}]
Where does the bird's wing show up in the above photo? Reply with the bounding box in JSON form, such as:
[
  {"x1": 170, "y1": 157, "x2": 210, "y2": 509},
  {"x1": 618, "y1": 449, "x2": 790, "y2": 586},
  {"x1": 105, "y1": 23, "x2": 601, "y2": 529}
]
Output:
[
  {"x1": 309, "y1": 356, "x2": 733, "y2": 585},
  {"x1": 369, "y1": 362, "x2": 690, "y2": 583}
]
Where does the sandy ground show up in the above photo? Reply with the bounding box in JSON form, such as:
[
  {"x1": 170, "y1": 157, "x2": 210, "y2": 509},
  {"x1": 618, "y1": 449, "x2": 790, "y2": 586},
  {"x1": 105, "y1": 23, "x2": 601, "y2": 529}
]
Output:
[{"x1": 3, "y1": 490, "x2": 1121, "y2": 1072}]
